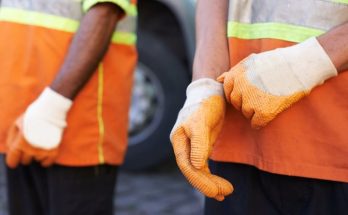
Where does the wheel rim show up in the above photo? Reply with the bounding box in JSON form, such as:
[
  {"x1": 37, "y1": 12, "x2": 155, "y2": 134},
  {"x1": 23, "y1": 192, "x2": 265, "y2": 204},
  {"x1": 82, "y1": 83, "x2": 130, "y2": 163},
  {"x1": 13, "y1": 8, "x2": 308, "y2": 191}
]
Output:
[{"x1": 128, "y1": 63, "x2": 165, "y2": 146}]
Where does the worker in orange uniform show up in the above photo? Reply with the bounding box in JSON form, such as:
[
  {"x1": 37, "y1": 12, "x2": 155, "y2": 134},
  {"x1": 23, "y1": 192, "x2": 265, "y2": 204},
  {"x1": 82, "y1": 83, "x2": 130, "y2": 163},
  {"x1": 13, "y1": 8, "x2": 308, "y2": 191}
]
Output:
[
  {"x1": 171, "y1": 0, "x2": 348, "y2": 214},
  {"x1": 0, "y1": 0, "x2": 137, "y2": 214}
]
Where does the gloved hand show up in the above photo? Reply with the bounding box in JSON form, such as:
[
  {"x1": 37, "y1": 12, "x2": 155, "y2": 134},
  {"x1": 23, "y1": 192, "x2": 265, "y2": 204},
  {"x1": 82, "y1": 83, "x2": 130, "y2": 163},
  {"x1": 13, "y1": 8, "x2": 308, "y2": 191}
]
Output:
[
  {"x1": 218, "y1": 37, "x2": 337, "y2": 128},
  {"x1": 6, "y1": 87, "x2": 72, "y2": 168},
  {"x1": 170, "y1": 79, "x2": 233, "y2": 201}
]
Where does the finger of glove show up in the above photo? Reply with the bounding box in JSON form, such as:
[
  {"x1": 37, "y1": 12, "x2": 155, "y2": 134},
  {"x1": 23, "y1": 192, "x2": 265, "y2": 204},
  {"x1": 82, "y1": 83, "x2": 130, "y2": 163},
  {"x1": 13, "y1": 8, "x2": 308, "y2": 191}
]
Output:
[
  {"x1": 250, "y1": 111, "x2": 272, "y2": 129},
  {"x1": 172, "y1": 134, "x2": 219, "y2": 198},
  {"x1": 222, "y1": 74, "x2": 235, "y2": 104},
  {"x1": 33, "y1": 148, "x2": 52, "y2": 162},
  {"x1": 6, "y1": 148, "x2": 22, "y2": 168},
  {"x1": 215, "y1": 195, "x2": 225, "y2": 201},
  {"x1": 216, "y1": 73, "x2": 226, "y2": 83},
  {"x1": 6, "y1": 116, "x2": 30, "y2": 167},
  {"x1": 180, "y1": 163, "x2": 220, "y2": 198},
  {"x1": 208, "y1": 174, "x2": 234, "y2": 198},
  {"x1": 20, "y1": 153, "x2": 33, "y2": 165},
  {"x1": 187, "y1": 125, "x2": 211, "y2": 170},
  {"x1": 6, "y1": 126, "x2": 19, "y2": 148},
  {"x1": 39, "y1": 149, "x2": 58, "y2": 167},
  {"x1": 172, "y1": 127, "x2": 223, "y2": 197},
  {"x1": 230, "y1": 84, "x2": 243, "y2": 111},
  {"x1": 201, "y1": 166, "x2": 230, "y2": 201},
  {"x1": 241, "y1": 101, "x2": 255, "y2": 120},
  {"x1": 40, "y1": 156, "x2": 55, "y2": 167},
  {"x1": 171, "y1": 126, "x2": 189, "y2": 158},
  {"x1": 6, "y1": 117, "x2": 23, "y2": 149},
  {"x1": 202, "y1": 165, "x2": 233, "y2": 200},
  {"x1": 209, "y1": 116, "x2": 225, "y2": 145}
]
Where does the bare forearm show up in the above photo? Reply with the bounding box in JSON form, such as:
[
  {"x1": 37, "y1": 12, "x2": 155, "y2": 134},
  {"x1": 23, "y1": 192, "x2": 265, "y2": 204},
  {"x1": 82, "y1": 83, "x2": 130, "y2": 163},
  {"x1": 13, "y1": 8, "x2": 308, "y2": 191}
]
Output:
[
  {"x1": 51, "y1": 3, "x2": 123, "y2": 99},
  {"x1": 318, "y1": 22, "x2": 348, "y2": 73},
  {"x1": 192, "y1": 0, "x2": 230, "y2": 80}
]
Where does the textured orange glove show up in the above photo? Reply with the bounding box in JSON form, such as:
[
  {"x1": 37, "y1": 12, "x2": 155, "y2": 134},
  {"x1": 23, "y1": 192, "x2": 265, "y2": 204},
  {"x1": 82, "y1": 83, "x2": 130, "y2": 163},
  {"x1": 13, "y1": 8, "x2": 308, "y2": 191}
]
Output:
[
  {"x1": 170, "y1": 79, "x2": 233, "y2": 201},
  {"x1": 218, "y1": 37, "x2": 337, "y2": 128},
  {"x1": 6, "y1": 116, "x2": 59, "y2": 168},
  {"x1": 6, "y1": 87, "x2": 72, "y2": 168}
]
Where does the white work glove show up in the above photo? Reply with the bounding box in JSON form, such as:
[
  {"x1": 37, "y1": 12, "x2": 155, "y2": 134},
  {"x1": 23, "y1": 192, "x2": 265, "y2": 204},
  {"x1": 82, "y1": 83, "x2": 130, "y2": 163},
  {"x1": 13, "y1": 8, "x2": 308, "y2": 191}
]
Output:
[
  {"x1": 6, "y1": 87, "x2": 72, "y2": 168},
  {"x1": 170, "y1": 79, "x2": 233, "y2": 201},
  {"x1": 218, "y1": 37, "x2": 337, "y2": 128},
  {"x1": 23, "y1": 87, "x2": 72, "y2": 149}
]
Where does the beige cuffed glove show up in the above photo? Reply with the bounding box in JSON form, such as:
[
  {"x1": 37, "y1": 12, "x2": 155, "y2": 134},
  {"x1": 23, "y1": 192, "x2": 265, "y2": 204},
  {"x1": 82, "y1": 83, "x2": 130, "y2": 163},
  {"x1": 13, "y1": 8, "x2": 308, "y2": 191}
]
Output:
[
  {"x1": 218, "y1": 37, "x2": 337, "y2": 128},
  {"x1": 6, "y1": 87, "x2": 72, "y2": 168},
  {"x1": 170, "y1": 79, "x2": 233, "y2": 201}
]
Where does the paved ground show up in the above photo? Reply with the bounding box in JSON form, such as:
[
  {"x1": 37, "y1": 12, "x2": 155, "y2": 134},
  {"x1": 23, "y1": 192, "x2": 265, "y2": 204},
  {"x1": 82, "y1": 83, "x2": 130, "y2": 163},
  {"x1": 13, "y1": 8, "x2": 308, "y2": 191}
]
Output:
[{"x1": 0, "y1": 156, "x2": 204, "y2": 215}]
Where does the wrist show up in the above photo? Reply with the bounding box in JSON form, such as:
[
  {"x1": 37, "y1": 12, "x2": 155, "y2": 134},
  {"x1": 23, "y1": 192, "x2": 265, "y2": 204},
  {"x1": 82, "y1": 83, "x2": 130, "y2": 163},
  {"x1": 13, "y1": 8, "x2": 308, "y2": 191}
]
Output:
[{"x1": 317, "y1": 22, "x2": 348, "y2": 73}]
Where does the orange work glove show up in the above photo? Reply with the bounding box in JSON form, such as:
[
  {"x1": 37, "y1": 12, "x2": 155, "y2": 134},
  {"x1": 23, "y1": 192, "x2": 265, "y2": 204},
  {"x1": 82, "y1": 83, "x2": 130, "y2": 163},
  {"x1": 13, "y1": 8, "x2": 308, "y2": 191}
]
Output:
[
  {"x1": 218, "y1": 37, "x2": 337, "y2": 128},
  {"x1": 6, "y1": 87, "x2": 72, "y2": 168},
  {"x1": 6, "y1": 116, "x2": 59, "y2": 168},
  {"x1": 170, "y1": 79, "x2": 233, "y2": 201}
]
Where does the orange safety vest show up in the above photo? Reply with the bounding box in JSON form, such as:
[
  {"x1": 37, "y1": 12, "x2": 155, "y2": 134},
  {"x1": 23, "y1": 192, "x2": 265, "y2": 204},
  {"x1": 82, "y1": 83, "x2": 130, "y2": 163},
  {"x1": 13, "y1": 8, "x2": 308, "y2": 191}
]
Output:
[
  {"x1": 0, "y1": 0, "x2": 137, "y2": 166},
  {"x1": 211, "y1": 0, "x2": 348, "y2": 182}
]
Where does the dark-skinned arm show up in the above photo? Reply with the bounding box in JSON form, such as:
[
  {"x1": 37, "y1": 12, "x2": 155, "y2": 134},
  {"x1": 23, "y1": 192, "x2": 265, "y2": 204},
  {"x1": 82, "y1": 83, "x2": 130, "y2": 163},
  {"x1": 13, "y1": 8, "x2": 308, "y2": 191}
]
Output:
[
  {"x1": 50, "y1": 3, "x2": 123, "y2": 99},
  {"x1": 4, "y1": 3, "x2": 126, "y2": 169}
]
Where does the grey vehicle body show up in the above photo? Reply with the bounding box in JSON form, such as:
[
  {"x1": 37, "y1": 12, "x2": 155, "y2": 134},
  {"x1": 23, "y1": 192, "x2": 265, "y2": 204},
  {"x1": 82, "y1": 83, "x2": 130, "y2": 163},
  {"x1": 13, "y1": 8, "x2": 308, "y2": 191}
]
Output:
[
  {"x1": 156, "y1": 0, "x2": 196, "y2": 63},
  {"x1": 123, "y1": 0, "x2": 196, "y2": 170}
]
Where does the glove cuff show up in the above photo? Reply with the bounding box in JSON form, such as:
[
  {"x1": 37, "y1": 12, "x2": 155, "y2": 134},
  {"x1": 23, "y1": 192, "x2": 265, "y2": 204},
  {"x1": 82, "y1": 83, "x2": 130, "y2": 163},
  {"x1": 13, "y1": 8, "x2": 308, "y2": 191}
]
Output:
[
  {"x1": 184, "y1": 78, "x2": 224, "y2": 107},
  {"x1": 29, "y1": 87, "x2": 73, "y2": 127},
  {"x1": 283, "y1": 37, "x2": 338, "y2": 90},
  {"x1": 170, "y1": 78, "x2": 224, "y2": 140}
]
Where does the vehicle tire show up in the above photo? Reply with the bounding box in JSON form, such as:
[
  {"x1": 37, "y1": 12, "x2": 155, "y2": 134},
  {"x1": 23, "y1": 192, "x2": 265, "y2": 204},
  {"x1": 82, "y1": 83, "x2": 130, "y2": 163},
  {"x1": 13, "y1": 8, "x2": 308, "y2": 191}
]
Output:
[{"x1": 122, "y1": 31, "x2": 189, "y2": 170}]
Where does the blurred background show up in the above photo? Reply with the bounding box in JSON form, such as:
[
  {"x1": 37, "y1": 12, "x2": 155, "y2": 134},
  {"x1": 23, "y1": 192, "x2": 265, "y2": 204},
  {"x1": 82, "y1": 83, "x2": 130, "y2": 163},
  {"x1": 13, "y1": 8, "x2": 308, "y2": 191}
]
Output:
[
  {"x1": 124, "y1": 0, "x2": 195, "y2": 171},
  {"x1": 1, "y1": 0, "x2": 206, "y2": 214}
]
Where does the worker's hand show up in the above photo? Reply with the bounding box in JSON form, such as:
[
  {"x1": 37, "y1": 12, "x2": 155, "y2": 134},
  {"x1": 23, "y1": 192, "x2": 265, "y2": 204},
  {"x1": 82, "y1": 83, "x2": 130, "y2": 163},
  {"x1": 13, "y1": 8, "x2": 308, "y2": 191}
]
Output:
[
  {"x1": 6, "y1": 87, "x2": 72, "y2": 168},
  {"x1": 170, "y1": 79, "x2": 233, "y2": 201},
  {"x1": 218, "y1": 37, "x2": 337, "y2": 128}
]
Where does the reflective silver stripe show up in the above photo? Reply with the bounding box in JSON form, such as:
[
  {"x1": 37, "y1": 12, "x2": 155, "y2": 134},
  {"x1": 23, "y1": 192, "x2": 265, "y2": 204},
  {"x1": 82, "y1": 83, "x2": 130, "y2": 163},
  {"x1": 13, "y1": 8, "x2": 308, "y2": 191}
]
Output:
[
  {"x1": 117, "y1": 15, "x2": 136, "y2": 33},
  {"x1": 228, "y1": 0, "x2": 348, "y2": 31},
  {"x1": 1, "y1": 0, "x2": 83, "y2": 20}
]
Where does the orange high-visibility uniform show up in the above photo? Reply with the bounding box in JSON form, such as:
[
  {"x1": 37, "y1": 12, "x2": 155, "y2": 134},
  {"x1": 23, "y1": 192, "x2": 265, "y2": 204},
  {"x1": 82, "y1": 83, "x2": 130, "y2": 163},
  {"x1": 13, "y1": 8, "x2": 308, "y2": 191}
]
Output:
[
  {"x1": 0, "y1": 0, "x2": 137, "y2": 166},
  {"x1": 211, "y1": 0, "x2": 348, "y2": 182}
]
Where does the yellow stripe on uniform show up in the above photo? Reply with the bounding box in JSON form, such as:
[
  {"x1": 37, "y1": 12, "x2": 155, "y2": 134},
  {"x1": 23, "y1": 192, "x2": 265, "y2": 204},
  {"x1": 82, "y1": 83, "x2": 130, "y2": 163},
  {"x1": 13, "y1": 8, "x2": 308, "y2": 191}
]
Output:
[
  {"x1": 0, "y1": 7, "x2": 137, "y2": 45},
  {"x1": 0, "y1": 7, "x2": 79, "y2": 32},
  {"x1": 97, "y1": 63, "x2": 105, "y2": 164},
  {"x1": 128, "y1": 4, "x2": 137, "y2": 16},
  {"x1": 332, "y1": 0, "x2": 348, "y2": 4},
  {"x1": 228, "y1": 22, "x2": 325, "y2": 43},
  {"x1": 111, "y1": 32, "x2": 137, "y2": 45}
]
